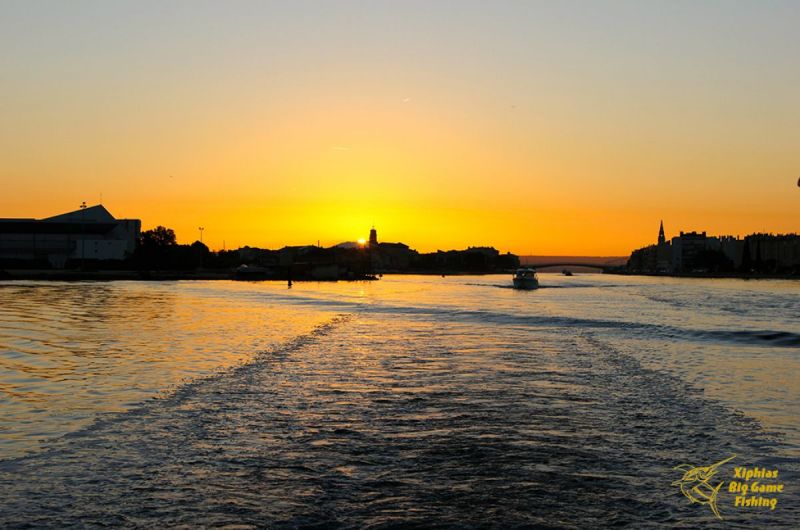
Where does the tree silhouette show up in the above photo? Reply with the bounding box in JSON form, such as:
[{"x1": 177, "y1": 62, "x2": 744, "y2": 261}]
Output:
[
  {"x1": 133, "y1": 226, "x2": 179, "y2": 270},
  {"x1": 190, "y1": 240, "x2": 209, "y2": 253},
  {"x1": 139, "y1": 226, "x2": 177, "y2": 248}
]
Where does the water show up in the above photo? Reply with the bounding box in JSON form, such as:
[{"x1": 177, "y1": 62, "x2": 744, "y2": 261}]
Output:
[{"x1": 0, "y1": 275, "x2": 797, "y2": 527}]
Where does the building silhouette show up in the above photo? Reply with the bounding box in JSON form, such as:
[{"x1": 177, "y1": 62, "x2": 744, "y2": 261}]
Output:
[
  {"x1": 0, "y1": 205, "x2": 140, "y2": 268},
  {"x1": 627, "y1": 221, "x2": 800, "y2": 274},
  {"x1": 670, "y1": 231, "x2": 707, "y2": 272}
]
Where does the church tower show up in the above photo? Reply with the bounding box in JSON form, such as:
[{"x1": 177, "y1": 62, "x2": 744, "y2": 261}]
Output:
[
  {"x1": 369, "y1": 226, "x2": 378, "y2": 247},
  {"x1": 658, "y1": 220, "x2": 666, "y2": 245}
]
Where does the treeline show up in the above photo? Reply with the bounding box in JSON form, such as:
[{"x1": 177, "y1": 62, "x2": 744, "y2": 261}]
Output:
[
  {"x1": 130, "y1": 226, "x2": 240, "y2": 270},
  {"x1": 130, "y1": 227, "x2": 520, "y2": 274}
]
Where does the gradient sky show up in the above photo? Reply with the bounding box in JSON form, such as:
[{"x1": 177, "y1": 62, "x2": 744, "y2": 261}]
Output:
[{"x1": 1, "y1": 1, "x2": 798, "y2": 254}]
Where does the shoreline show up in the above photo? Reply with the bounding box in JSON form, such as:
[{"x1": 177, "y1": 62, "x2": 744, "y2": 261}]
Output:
[
  {"x1": 0, "y1": 269, "x2": 514, "y2": 282},
  {"x1": 607, "y1": 270, "x2": 800, "y2": 280},
  {"x1": 3, "y1": 269, "x2": 797, "y2": 282}
]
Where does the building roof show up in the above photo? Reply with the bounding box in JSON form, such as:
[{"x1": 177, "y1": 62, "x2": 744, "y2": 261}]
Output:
[
  {"x1": 0, "y1": 205, "x2": 138, "y2": 234},
  {"x1": 43, "y1": 204, "x2": 116, "y2": 223},
  {"x1": 378, "y1": 242, "x2": 410, "y2": 249}
]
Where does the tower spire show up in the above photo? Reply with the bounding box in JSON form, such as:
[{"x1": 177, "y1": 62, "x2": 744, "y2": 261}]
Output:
[{"x1": 658, "y1": 220, "x2": 666, "y2": 245}]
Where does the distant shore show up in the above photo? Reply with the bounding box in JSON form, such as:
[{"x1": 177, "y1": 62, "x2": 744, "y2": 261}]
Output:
[
  {"x1": 0, "y1": 269, "x2": 234, "y2": 281},
  {"x1": 607, "y1": 270, "x2": 799, "y2": 280},
  {"x1": 0, "y1": 269, "x2": 514, "y2": 282},
  {"x1": 3, "y1": 269, "x2": 797, "y2": 282}
]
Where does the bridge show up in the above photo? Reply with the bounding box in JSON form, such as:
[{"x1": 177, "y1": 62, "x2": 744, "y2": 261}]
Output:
[{"x1": 522, "y1": 261, "x2": 622, "y2": 272}]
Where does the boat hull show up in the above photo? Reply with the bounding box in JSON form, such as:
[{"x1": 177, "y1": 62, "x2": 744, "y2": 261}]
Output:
[{"x1": 512, "y1": 277, "x2": 539, "y2": 290}]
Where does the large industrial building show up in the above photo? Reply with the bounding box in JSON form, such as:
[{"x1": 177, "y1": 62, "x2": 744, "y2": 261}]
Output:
[{"x1": 0, "y1": 205, "x2": 141, "y2": 268}]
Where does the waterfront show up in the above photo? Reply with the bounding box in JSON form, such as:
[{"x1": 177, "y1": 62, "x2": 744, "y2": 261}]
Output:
[{"x1": 0, "y1": 275, "x2": 798, "y2": 527}]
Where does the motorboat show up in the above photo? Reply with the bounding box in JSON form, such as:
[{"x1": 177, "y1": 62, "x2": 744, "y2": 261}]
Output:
[
  {"x1": 562, "y1": 269, "x2": 573, "y2": 276},
  {"x1": 234, "y1": 264, "x2": 271, "y2": 280},
  {"x1": 512, "y1": 268, "x2": 539, "y2": 290}
]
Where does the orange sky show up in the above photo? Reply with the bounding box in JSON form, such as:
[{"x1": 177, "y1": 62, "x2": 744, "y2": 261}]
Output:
[{"x1": 1, "y1": 2, "x2": 797, "y2": 255}]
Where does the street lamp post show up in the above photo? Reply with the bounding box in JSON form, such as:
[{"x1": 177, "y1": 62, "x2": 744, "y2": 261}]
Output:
[
  {"x1": 80, "y1": 201, "x2": 87, "y2": 270},
  {"x1": 197, "y1": 227, "x2": 206, "y2": 271}
]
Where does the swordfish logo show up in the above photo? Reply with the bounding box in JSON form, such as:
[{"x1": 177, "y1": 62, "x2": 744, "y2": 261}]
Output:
[{"x1": 672, "y1": 454, "x2": 736, "y2": 519}]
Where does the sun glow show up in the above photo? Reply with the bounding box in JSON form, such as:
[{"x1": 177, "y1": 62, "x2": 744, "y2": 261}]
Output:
[{"x1": 357, "y1": 238, "x2": 367, "y2": 246}]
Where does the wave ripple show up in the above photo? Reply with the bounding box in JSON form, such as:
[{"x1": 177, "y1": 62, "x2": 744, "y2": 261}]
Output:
[{"x1": 1, "y1": 314, "x2": 796, "y2": 528}]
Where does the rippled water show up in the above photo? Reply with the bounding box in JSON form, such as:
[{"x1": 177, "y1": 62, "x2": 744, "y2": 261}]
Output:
[{"x1": 0, "y1": 275, "x2": 797, "y2": 527}]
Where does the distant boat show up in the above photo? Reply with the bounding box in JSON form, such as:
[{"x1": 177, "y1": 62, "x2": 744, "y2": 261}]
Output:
[
  {"x1": 512, "y1": 268, "x2": 539, "y2": 290},
  {"x1": 562, "y1": 269, "x2": 573, "y2": 276},
  {"x1": 234, "y1": 264, "x2": 271, "y2": 280}
]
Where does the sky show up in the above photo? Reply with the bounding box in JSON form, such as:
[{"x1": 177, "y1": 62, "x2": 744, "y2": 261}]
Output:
[{"x1": 1, "y1": 1, "x2": 798, "y2": 255}]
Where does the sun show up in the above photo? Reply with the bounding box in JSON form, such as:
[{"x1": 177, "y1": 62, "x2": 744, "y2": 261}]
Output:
[{"x1": 357, "y1": 238, "x2": 367, "y2": 246}]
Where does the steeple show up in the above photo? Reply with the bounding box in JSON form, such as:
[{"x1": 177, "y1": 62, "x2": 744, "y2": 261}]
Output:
[
  {"x1": 658, "y1": 220, "x2": 666, "y2": 245},
  {"x1": 369, "y1": 226, "x2": 378, "y2": 247}
]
